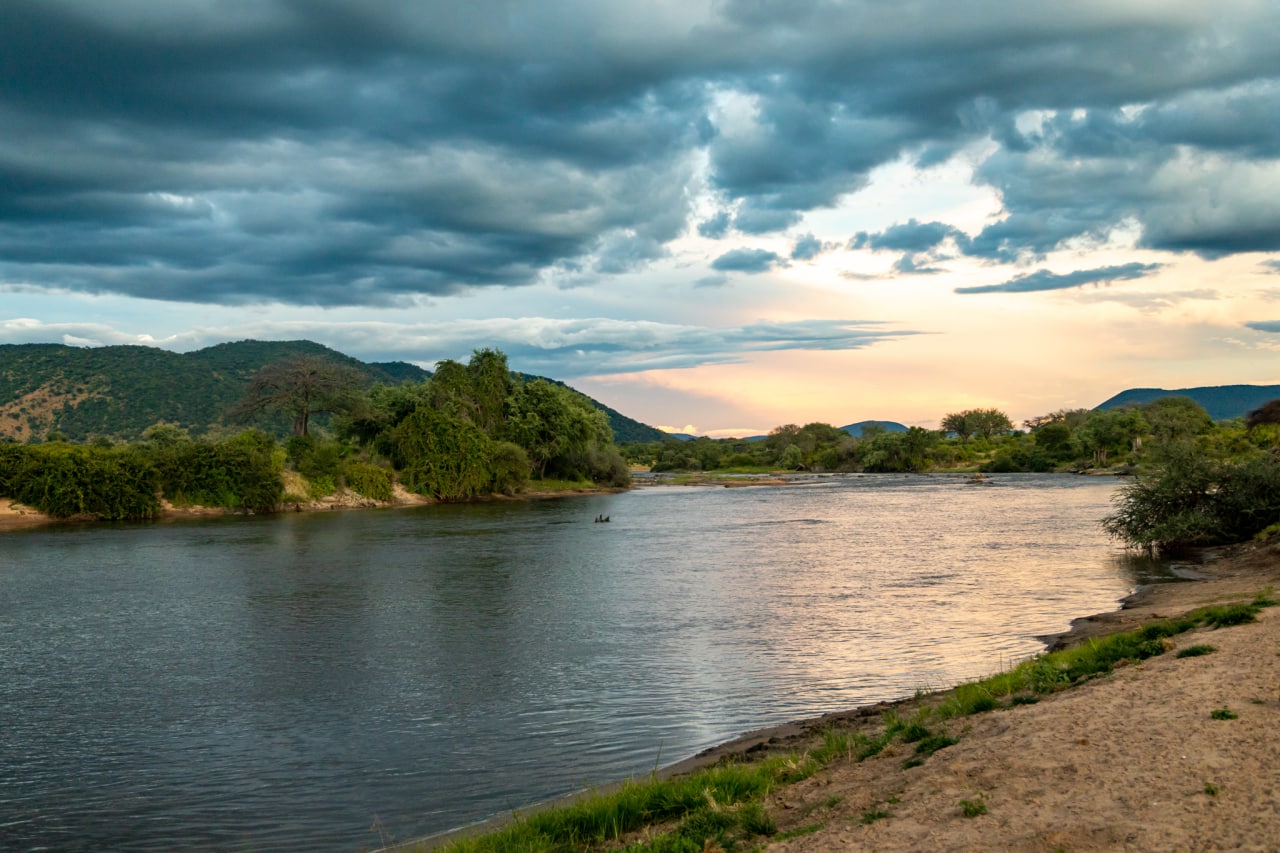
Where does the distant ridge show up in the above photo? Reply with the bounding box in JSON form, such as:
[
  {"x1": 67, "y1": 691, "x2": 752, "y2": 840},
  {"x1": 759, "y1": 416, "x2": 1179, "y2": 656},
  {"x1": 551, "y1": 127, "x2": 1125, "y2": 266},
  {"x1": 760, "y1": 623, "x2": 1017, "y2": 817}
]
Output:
[
  {"x1": 0, "y1": 341, "x2": 667, "y2": 444},
  {"x1": 839, "y1": 420, "x2": 909, "y2": 437},
  {"x1": 1095, "y1": 385, "x2": 1280, "y2": 420}
]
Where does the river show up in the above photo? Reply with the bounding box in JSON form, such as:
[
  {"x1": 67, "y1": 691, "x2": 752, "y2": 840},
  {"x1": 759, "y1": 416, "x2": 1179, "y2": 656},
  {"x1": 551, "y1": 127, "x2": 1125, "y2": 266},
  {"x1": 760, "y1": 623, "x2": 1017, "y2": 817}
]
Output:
[{"x1": 0, "y1": 474, "x2": 1170, "y2": 851}]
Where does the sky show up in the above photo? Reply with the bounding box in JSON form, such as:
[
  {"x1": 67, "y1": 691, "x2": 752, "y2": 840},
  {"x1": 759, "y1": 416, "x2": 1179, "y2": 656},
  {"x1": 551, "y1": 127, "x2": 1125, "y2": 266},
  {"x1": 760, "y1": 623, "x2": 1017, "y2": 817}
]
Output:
[{"x1": 3, "y1": 1, "x2": 1280, "y2": 437}]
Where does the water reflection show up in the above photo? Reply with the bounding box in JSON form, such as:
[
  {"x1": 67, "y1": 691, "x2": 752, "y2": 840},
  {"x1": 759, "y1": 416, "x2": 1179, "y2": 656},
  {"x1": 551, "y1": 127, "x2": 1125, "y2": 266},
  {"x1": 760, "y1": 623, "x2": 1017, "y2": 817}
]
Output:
[{"x1": 2, "y1": 474, "x2": 1173, "y2": 851}]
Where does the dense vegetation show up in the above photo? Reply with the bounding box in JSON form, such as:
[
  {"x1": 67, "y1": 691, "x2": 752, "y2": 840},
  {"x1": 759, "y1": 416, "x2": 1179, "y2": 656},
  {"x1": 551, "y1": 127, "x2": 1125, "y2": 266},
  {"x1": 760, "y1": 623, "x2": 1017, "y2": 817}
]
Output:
[{"x1": 0, "y1": 348, "x2": 631, "y2": 520}]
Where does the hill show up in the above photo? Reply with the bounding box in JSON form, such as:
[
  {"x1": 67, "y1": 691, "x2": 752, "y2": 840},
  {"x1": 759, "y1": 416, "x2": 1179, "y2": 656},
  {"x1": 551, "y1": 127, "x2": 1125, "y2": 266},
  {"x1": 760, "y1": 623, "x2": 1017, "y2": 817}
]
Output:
[
  {"x1": 1094, "y1": 385, "x2": 1280, "y2": 420},
  {"x1": 0, "y1": 341, "x2": 664, "y2": 444},
  {"x1": 839, "y1": 420, "x2": 909, "y2": 437}
]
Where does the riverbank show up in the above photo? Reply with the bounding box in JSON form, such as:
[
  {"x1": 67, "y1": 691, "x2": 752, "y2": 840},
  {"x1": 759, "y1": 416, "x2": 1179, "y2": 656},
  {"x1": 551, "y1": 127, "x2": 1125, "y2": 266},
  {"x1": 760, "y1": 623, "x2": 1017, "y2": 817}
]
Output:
[
  {"x1": 0, "y1": 481, "x2": 625, "y2": 532},
  {"x1": 413, "y1": 536, "x2": 1280, "y2": 851}
]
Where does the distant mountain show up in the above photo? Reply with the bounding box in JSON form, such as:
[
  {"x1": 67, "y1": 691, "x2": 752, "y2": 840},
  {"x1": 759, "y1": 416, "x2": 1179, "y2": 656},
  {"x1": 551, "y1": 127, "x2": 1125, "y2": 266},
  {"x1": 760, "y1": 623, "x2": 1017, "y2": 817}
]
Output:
[
  {"x1": 663, "y1": 433, "x2": 697, "y2": 442},
  {"x1": 0, "y1": 341, "x2": 666, "y2": 444},
  {"x1": 1094, "y1": 385, "x2": 1280, "y2": 421},
  {"x1": 839, "y1": 420, "x2": 909, "y2": 437}
]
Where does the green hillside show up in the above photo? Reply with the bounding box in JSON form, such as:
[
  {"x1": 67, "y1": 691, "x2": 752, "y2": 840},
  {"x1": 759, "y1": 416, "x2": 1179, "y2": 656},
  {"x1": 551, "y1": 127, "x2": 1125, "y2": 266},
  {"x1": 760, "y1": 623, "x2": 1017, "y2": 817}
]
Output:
[
  {"x1": 1094, "y1": 385, "x2": 1280, "y2": 420},
  {"x1": 0, "y1": 341, "x2": 663, "y2": 444}
]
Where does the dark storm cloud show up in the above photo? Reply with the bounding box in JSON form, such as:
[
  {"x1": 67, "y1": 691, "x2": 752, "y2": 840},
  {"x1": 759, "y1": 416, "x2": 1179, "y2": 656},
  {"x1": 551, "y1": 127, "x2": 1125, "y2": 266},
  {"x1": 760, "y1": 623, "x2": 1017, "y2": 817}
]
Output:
[
  {"x1": 710, "y1": 248, "x2": 786, "y2": 273},
  {"x1": 955, "y1": 262, "x2": 1162, "y2": 295},
  {"x1": 1, "y1": 1, "x2": 1279, "y2": 305}
]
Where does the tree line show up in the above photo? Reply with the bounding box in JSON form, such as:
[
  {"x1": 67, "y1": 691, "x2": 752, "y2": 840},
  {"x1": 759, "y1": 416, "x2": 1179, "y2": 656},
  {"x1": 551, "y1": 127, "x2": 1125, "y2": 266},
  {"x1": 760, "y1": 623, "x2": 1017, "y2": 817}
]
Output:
[
  {"x1": 0, "y1": 348, "x2": 630, "y2": 520},
  {"x1": 624, "y1": 397, "x2": 1280, "y2": 554}
]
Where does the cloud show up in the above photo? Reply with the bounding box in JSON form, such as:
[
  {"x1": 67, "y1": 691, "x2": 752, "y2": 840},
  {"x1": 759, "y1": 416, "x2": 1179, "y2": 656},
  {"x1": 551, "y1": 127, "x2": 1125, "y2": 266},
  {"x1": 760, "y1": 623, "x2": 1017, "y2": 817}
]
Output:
[
  {"x1": 1246, "y1": 321, "x2": 1280, "y2": 333},
  {"x1": 851, "y1": 219, "x2": 969, "y2": 253},
  {"x1": 851, "y1": 219, "x2": 969, "y2": 274},
  {"x1": 955, "y1": 262, "x2": 1163, "y2": 295},
  {"x1": 2, "y1": 2, "x2": 1280, "y2": 305},
  {"x1": 790, "y1": 233, "x2": 829, "y2": 261},
  {"x1": 710, "y1": 248, "x2": 787, "y2": 273},
  {"x1": 697, "y1": 211, "x2": 733, "y2": 239},
  {"x1": 0, "y1": 315, "x2": 920, "y2": 378}
]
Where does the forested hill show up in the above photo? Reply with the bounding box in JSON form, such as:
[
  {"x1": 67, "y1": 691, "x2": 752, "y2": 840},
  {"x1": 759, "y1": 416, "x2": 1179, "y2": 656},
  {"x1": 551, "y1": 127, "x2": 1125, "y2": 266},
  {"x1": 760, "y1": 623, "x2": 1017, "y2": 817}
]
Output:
[
  {"x1": 0, "y1": 341, "x2": 664, "y2": 443},
  {"x1": 1095, "y1": 385, "x2": 1280, "y2": 420}
]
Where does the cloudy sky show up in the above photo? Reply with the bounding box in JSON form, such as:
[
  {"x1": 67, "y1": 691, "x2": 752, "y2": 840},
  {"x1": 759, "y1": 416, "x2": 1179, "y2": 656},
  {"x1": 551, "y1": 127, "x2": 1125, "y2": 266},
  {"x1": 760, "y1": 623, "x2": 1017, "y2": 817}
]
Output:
[{"x1": 4, "y1": 1, "x2": 1280, "y2": 436}]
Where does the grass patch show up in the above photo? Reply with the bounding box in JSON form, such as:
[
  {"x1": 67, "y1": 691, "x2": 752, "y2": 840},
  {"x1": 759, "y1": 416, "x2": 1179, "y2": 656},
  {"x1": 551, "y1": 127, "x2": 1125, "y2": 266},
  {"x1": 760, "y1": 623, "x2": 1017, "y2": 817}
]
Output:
[
  {"x1": 1176, "y1": 644, "x2": 1217, "y2": 659},
  {"x1": 1210, "y1": 707, "x2": 1238, "y2": 720},
  {"x1": 933, "y1": 599, "x2": 1269, "y2": 718},
  {"x1": 775, "y1": 822, "x2": 824, "y2": 840},
  {"x1": 860, "y1": 809, "x2": 890, "y2": 825},
  {"x1": 958, "y1": 798, "x2": 987, "y2": 818},
  {"x1": 1204, "y1": 781, "x2": 1220, "y2": 797}
]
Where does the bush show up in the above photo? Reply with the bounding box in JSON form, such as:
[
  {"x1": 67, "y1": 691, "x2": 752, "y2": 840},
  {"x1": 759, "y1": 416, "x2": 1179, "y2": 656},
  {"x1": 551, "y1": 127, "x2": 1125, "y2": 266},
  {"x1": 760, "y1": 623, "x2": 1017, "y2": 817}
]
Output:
[
  {"x1": 1103, "y1": 450, "x2": 1280, "y2": 551},
  {"x1": 343, "y1": 461, "x2": 394, "y2": 501},
  {"x1": 488, "y1": 441, "x2": 530, "y2": 495},
  {"x1": 153, "y1": 431, "x2": 283, "y2": 512},
  {"x1": 2, "y1": 444, "x2": 160, "y2": 520}
]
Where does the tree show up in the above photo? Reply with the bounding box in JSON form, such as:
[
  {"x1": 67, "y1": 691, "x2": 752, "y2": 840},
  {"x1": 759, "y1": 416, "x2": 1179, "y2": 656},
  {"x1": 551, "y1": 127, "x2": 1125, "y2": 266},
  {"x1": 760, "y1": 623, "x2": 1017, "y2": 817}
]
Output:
[
  {"x1": 940, "y1": 411, "x2": 974, "y2": 441},
  {"x1": 941, "y1": 408, "x2": 1013, "y2": 441},
  {"x1": 1246, "y1": 399, "x2": 1280, "y2": 430},
  {"x1": 1077, "y1": 408, "x2": 1147, "y2": 467},
  {"x1": 229, "y1": 356, "x2": 365, "y2": 437},
  {"x1": 1141, "y1": 397, "x2": 1214, "y2": 454}
]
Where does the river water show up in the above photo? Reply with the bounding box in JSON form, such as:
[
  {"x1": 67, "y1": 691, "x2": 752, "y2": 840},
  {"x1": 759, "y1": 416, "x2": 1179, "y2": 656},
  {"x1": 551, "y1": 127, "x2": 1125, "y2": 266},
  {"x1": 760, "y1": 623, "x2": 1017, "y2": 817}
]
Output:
[{"x1": 1, "y1": 474, "x2": 1169, "y2": 851}]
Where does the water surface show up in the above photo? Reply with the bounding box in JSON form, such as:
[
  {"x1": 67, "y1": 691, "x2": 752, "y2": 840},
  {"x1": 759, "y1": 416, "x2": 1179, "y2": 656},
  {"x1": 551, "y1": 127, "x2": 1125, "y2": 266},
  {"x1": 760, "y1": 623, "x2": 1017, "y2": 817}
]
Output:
[{"x1": 1, "y1": 474, "x2": 1163, "y2": 850}]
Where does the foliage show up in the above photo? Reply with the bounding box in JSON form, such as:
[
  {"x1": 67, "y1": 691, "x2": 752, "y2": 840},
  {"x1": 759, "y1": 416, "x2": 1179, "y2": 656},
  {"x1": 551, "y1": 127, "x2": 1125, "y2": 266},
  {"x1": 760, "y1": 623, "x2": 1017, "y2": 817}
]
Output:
[
  {"x1": 151, "y1": 430, "x2": 284, "y2": 511},
  {"x1": 0, "y1": 443, "x2": 160, "y2": 519},
  {"x1": 391, "y1": 407, "x2": 494, "y2": 500},
  {"x1": 1102, "y1": 449, "x2": 1280, "y2": 551},
  {"x1": 1246, "y1": 398, "x2": 1280, "y2": 430},
  {"x1": 342, "y1": 461, "x2": 394, "y2": 502},
  {"x1": 488, "y1": 441, "x2": 531, "y2": 495},
  {"x1": 941, "y1": 408, "x2": 1013, "y2": 441}
]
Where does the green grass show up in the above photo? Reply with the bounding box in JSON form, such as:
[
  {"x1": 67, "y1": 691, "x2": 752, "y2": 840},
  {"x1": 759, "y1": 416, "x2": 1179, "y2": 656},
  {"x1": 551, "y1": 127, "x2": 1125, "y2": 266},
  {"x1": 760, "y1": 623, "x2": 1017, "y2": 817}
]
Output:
[
  {"x1": 1210, "y1": 707, "x2": 1238, "y2": 720},
  {"x1": 1204, "y1": 781, "x2": 1220, "y2": 796},
  {"x1": 958, "y1": 798, "x2": 987, "y2": 818},
  {"x1": 860, "y1": 809, "x2": 891, "y2": 825},
  {"x1": 1175, "y1": 644, "x2": 1217, "y2": 659}
]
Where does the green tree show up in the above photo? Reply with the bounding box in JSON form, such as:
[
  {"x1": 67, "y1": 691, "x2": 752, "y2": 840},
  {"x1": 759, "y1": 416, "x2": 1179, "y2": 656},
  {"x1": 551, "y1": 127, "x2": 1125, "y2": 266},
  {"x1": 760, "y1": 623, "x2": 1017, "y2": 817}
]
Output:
[
  {"x1": 229, "y1": 355, "x2": 365, "y2": 437},
  {"x1": 1141, "y1": 397, "x2": 1214, "y2": 456},
  {"x1": 1077, "y1": 408, "x2": 1148, "y2": 467}
]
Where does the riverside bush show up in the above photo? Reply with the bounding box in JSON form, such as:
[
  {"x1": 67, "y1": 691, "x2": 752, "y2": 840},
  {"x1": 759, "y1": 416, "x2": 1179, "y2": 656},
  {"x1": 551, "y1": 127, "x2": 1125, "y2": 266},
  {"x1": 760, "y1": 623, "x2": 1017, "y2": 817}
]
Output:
[
  {"x1": 2, "y1": 444, "x2": 160, "y2": 520},
  {"x1": 1103, "y1": 449, "x2": 1280, "y2": 551},
  {"x1": 342, "y1": 461, "x2": 393, "y2": 501},
  {"x1": 152, "y1": 431, "x2": 283, "y2": 511}
]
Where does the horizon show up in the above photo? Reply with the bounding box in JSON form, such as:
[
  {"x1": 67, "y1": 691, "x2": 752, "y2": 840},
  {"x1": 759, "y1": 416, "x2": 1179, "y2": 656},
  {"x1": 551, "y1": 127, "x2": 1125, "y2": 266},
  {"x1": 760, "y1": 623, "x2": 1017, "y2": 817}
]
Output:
[{"x1": 3, "y1": 3, "x2": 1279, "y2": 435}]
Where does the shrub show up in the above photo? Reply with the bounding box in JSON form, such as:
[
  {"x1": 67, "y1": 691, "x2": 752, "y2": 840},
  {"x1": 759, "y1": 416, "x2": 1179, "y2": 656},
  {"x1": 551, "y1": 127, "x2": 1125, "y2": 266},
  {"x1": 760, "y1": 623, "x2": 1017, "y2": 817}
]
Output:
[
  {"x1": 343, "y1": 461, "x2": 394, "y2": 502},
  {"x1": 1103, "y1": 449, "x2": 1280, "y2": 551},
  {"x1": 3, "y1": 444, "x2": 160, "y2": 520}
]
